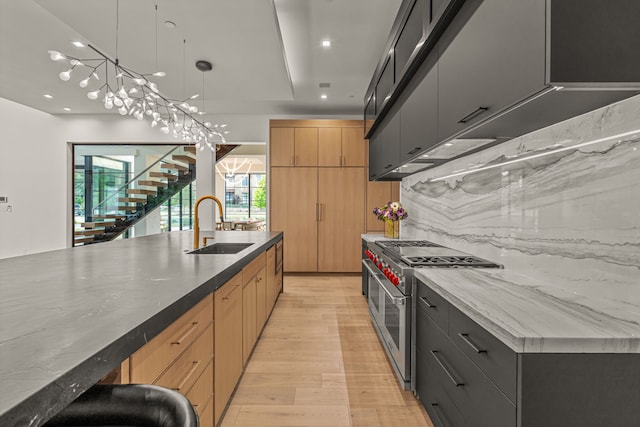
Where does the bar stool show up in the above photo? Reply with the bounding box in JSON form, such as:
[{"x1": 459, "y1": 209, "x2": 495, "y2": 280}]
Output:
[{"x1": 43, "y1": 384, "x2": 199, "y2": 427}]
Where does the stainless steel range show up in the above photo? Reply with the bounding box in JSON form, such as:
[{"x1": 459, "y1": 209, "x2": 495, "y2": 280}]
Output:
[{"x1": 362, "y1": 239, "x2": 501, "y2": 390}]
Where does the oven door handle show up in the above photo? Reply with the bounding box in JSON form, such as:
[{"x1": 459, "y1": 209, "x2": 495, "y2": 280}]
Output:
[{"x1": 362, "y1": 259, "x2": 406, "y2": 305}]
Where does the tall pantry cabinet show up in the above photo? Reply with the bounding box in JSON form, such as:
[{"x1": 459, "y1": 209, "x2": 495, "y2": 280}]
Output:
[{"x1": 270, "y1": 120, "x2": 368, "y2": 272}]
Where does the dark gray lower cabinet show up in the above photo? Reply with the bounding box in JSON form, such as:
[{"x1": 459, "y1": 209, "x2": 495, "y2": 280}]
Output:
[
  {"x1": 414, "y1": 278, "x2": 640, "y2": 427},
  {"x1": 416, "y1": 300, "x2": 515, "y2": 427}
]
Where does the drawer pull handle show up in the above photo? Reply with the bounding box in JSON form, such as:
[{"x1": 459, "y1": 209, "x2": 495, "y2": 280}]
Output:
[
  {"x1": 458, "y1": 333, "x2": 487, "y2": 354},
  {"x1": 419, "y1": 296, "x2": 436, "y2": 308},
  {"x1": 458, "y1": 106, "x2": 489, "y2": 124},
  {"x1": 172, "y1": 360, "x2": 201, "y2": 391},
  {"x1": 431, "y1": 350, "x2": 464, "y2": 387},
  {"x1": 430, "y1": 403, "x2": 451, "y2": 427},
  {"x1": 408, "y1": 147, "x2": 421, "y2": 154},
  {"x1": 171, "y1": 322, "x2": 199, "y2": 345}
]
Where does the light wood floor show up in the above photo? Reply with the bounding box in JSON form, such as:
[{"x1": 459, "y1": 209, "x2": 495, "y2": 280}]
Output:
[{"x1": 220, "y1": 274, "x2": 434, "y2": 427}]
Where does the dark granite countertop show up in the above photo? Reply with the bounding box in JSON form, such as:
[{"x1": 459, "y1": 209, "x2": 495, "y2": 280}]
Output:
[{"x1": 0, "y1": 230, "x2": 282, "y2": 427}]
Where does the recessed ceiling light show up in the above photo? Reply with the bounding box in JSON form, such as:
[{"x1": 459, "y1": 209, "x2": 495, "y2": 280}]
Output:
[
  {"x1": 63, "y1": 107, "x2": 71, "y2": 111},
  {"x1": 72, "y1": 41, "x2": 85, "y2": 48},
  {"x1": 43, "y1": 94, "x2": 53, "y2": 99},
  {"x1": 322, "y1": 40, "x2": 331, "y2": 47},
  {"x1": 164, "y1": 20, "x2": 176, "y2": 29},
  {"x1": 321, "y1": 94, "x2": 327, "y2": 99}
]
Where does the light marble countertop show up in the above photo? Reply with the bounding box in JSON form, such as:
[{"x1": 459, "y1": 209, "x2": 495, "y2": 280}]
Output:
[
  {"x1": 0, "y1": 230, "x2": 282, "y2": 427},
  {"x1": 414, "y1": 268, "x2": 640, "y2": 353},
  {"x1": 361, "y1": 233, "x2": 391, "y2": 243}
]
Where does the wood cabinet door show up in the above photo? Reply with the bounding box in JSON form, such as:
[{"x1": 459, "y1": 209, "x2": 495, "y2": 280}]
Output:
[
  {"x1": 256, "y1": 266, "x2": 267, "y2": 333},
  {"x1": 270, "y1": 167, "x2": 318, "y2": 272},
  {"x1": 294, "y1": 128, "x2": 318, "y2": 166},
  {"x1": 214, "y1": 273, "x2": 243, "y2": 425},
  {"x1": 341, "y1": 127, "x2": 367, "y2": 167},
  {"x1": 266, "y1": 246, "x2": 277, "y2": 313},
  {"x1": 270, "y1": 127, "x2": 294, "y2": 166},
  {"x1": 242, "y1": 277, "x2": 257, "y2": 365},
  {"x1": 318, "y1": 128, "x2": 342, "y2": 166},
  {"x1": 318, "y1": 168, "x2": 366, "y2": 272}
]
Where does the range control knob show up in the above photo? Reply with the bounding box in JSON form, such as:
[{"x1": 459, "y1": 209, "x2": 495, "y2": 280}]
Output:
[{"x1": 392, "y1": 276, "x2": 400, "y2": 286}]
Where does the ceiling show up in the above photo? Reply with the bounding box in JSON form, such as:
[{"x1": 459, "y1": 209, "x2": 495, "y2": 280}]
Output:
[{"x1": 0, "y1": 0, "x2": 401, "y2": 139}]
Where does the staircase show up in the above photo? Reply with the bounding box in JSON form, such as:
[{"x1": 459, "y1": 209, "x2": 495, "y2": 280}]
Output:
[
  {"x1": 74, "y1": 144, "x2": 238, "y2": 246},
  {"x1": 73, "y1": 146, "x2": 195, "y2": 245}
]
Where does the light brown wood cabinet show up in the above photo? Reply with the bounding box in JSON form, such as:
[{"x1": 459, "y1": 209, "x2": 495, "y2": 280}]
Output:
[
  {"x1": 242, "y1": 276, "x2": 257, "y2": 366},
  {"x1": 214, "y1": 272, "x2": 243, "y2": 426},
  {"x1": 366, "y1": 181, "x2": 401, "y2": 233},
  {"x1": 117, "y1": 242, "x2": 282, "y2": 427},
  {"x1": 256, "y1": 265, "x2": 267, "y2": 332},
  {"x1": 318, "y1": 167, "x2": 366, "y2": 272},
  {"x1": 122, "y1": 294, "x2": 215, "y2": 427},
  {"x1": 270, "y1": 120, "x2": 371, "y2": 273},
  {"x1": 318, "y1": 127, "x2": 367, "y2": 167},
  {"x1": 269, "y1": 127, "x2": 318, "y2": 166},
  {"x1": 270, "y1": 167, "x2": 318, "y2": 272},
  {"x1": 266, "y1": 246, "x2": 277, "y2": 313}
]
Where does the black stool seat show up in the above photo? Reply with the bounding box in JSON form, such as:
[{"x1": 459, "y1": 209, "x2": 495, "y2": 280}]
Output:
[{"x1": 43, "y1": 384, "x2": 199, "y2": 427}]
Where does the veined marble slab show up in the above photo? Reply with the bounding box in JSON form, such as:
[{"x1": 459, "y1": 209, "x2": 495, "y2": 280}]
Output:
[
  {"x1": 401, "y1": 94, "x2": 640, "y2": 321},
  {"x1": 414, "y1": 269, "x2": 640, "y2": 353}
]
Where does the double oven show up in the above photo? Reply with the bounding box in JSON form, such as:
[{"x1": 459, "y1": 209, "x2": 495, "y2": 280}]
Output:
[{"x1": 363, "y1": 240, "x2": 500, "y2": 390}]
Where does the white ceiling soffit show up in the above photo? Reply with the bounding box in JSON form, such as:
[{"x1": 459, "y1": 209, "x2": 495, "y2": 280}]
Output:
[{"x1": 0, "y1": 0, "x2": 401, "y2": 117}]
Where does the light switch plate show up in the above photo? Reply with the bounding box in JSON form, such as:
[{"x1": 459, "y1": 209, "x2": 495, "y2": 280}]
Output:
[{"x1": 0, "y1": 196, "x2": 7, "y2": 203}]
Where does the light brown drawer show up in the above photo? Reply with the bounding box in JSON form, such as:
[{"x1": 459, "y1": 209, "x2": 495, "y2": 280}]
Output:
[
  {"x1": 130, "y1": 294, "x2": 213, "y2": 383},
  {"x1": 243, "y1": 252, "x2": 266, "y2": 284},
  {"x1": 198, "y1": 395, "x2": 214, "y2": 427},
  {"x1": 186, "y1": 359, "x2": 214, "y2": 422},
  {"x1": 155, "y1": 322, "x2": 213, "y2": 393}
]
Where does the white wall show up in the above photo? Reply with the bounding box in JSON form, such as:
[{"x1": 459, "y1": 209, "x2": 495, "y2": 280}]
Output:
[
  {"x1": 0, "y1": 95, "x2": 359, "y2": 259},
  {"x1": 0, "y1": 97, "x2": 66, "y2": 258}
]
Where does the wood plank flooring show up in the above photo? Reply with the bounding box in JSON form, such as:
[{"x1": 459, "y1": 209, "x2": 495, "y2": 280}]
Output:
[{"x1": 220, "y1": 274, "x2": 433, "y2": 427}]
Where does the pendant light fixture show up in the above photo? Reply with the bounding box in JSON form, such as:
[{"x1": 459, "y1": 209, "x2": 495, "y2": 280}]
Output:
[{"x1": 48, "y1": 0, "x2": 228, "y2": 147}]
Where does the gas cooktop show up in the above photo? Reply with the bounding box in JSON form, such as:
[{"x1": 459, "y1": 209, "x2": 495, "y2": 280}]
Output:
[
  {"x1": 373, "y1": 240, "x2": 501, "y2": 268},
  {"x1": 402, "y1": 255, "x2": 501, "y2": 268}
]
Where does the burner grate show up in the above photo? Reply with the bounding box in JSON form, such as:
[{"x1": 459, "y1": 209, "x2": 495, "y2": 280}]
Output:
[
  {"x1": 377, "y1": 240, "x2": 443, "y2": 248},
  {"x1": 402, "y1": 255, "x2": 501, "y2": 268}
]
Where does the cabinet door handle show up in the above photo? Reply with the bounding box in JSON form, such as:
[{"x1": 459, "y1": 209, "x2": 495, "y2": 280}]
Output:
[
  {"x1": 171, "y1": 322, "x2": 199, "y2": 345},
  {"x1": 458, "y1": 333, "x2": 487, "y2": 353},
  {"x1": 172, "y1": 360, "x2": 201, "y2": 391},
  {"x1": 384, "y1": 164, "x2": 393, "y2": 169},
  {"x1": 431, "y1": 350, "x2": 464, "y2": 387},
  {"x1": 315, "y1": 203, "x2": 319, "y2": 221},
  {"x1": 458, "y1": 106, "x2": 489, "y2": 124},
  {"x1": 408, "y1": 147, "x2": 421, "y2": 154},
  {"x1": 430, "y1": 403, "x2": 451, "y2": 427},
  {"x1": 419, "y1": 296, "x2": 436, "y2": 308}
]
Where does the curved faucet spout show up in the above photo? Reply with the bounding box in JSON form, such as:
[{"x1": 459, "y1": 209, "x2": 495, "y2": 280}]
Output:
[{"x1": 194, "y1": 195, "x2": 224, "y2": 249}]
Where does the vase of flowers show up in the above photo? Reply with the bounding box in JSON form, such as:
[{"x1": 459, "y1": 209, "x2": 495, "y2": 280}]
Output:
[{"x1": 373, "y1": 201, "x2": 407, "y2": 239}]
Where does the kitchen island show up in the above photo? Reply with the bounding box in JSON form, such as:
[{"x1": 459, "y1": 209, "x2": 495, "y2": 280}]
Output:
[{"x1": 0, "y1": 230, "x2": 282, "y2": 427}]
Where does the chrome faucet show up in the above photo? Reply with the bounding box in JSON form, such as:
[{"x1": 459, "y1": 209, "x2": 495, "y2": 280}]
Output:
[{"x1": 194, "y1": 195, "x2": 224, "y2": 249}]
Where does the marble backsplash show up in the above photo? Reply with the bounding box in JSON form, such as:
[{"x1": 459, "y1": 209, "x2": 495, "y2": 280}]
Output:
[{"x1": 401, "y1": 93, "x2": 640, "y2": 293}]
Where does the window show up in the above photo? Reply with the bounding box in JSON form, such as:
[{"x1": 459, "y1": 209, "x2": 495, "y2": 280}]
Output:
[{"x1": 224, "y1": 173, "x2": 266, "y2": 220}]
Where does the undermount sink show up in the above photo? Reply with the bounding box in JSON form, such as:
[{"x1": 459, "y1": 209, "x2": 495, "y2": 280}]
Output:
[{"x1": 188, "y1": 242, "x2": 253, "y2": 255}]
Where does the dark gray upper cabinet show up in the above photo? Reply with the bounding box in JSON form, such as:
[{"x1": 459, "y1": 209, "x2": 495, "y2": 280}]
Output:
[
  {"x1": 437, "y1": 0, "x2": 545, "y2": 142},
  {"x1": 365, "y1": 0, "x2": 640, "y2": 180},
  {"x1": 394, "y1": 0, "x2": 426, "y2": 81},
  {"x1": 368, "y1": 107, "x2": 401, "y2": 181},
  {"x1": 376, "y1": 58, "x2": 394, "y2": 113},
  {"x1": 399, "y1": 51, "x2": 438, "y2": 164}
]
